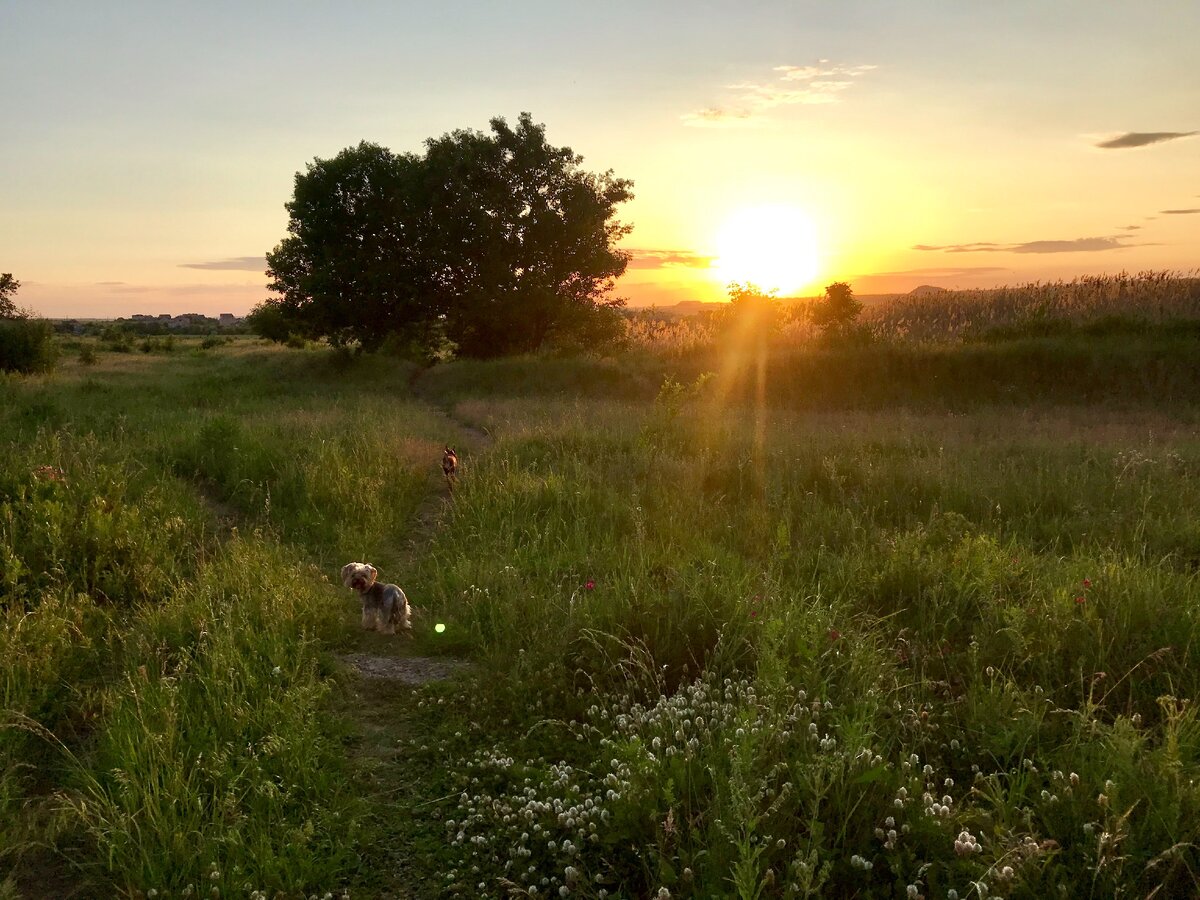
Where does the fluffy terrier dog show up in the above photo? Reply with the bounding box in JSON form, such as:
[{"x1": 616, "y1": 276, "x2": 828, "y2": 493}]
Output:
[
  {"x1": 341, "y1": 562, "x2": 411, "y2": 634},
  {"x1": 442, "y1": 446, "x2": 458, "y2": 484}
]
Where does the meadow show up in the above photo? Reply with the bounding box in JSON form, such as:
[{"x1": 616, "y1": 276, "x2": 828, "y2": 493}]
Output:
[{"x1": 2, "y1": 291, "x2": 1200, "y2": 898}]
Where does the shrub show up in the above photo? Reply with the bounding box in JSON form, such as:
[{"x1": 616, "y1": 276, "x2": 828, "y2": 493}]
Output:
[
  {"x1": 247, "y1": 300, "x2": 295, "y2": 343},
  {"x1": 0, "y1": 318, "x2": 57, "y2": 373},
  {"x1": 200, "y1": 335, "x2": 221, "y2": 350},
  {"x1": 810, "y1": 281, "x2": 864, "y2": 341},
  {"x1": 79, "y1": 344, "x2": 98, "y2": 366}
]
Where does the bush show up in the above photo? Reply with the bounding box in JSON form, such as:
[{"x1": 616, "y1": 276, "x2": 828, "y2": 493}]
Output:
[
  {"x1": 810, "y1": 281, "x2": 864, "y2": 341},
  {"x1": 100, "y1": 324, "x2": 133, "y2": 353},
  {"x1": 0, "y1": 318, "x2": 58, "y2": 373},
  {"x1": 79, "y1": 344, "x2": 98, "y2": 366},
  {"x1": 247, "y1": 300, "x2": 295, "y2": 343},
  {"x1": 200, "y1": 335, "x2": 221, "y2": 350}
]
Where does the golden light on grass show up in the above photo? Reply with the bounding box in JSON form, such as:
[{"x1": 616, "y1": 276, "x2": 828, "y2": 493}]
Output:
[{"x1": 713, "y1": 205, "x2": 820, "y2": 296}]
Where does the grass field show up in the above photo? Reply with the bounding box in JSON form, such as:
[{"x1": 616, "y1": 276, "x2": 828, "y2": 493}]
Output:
[{"x1": 2, "y1": 332, "x2": 1200, "y2": 898}]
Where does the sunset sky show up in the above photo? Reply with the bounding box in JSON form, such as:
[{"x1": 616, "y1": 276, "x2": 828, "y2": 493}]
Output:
[{"x1": 3, "y1": 1, "x2": 1198, "y2": 318}]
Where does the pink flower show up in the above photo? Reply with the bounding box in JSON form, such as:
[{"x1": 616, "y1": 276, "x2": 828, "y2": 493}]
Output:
[
  {"x1": 1074, "y1": 596, "x2": 1086, "y2": 605},
  {"x1": 585, "y1": 580, "x2": 595, "y2": 591},
  {"x1": 1082, "y1": 578, "x2": 1092, "y2": 589},
  {"x1": 750, "y1": 610, "x2": 758, "y2": 619},
  {"x1": 828, "y1": 629, "x2": 842, "y2": 641}
]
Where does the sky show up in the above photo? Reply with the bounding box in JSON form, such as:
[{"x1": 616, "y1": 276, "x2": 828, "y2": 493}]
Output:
[{"x1": 2, "y1": 0, "x2": 1198, "y2": 318}]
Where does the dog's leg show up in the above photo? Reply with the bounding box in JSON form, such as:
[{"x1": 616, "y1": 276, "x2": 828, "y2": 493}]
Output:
[
  {"x1": 380, "y1": 594, "x2": 396, "y2": 635},
  {"x1": 361, "y1": 602, "x2": 374, "y2": 630}
]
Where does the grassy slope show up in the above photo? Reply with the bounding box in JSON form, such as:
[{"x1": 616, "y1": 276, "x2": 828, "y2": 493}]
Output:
[
  {"x1": 1, "y1": 341, "x2": 471, "y2": 897},
  {"x1": 404, "y1": 346, "x2": 1200, "y2": 898},
  {"x1": 4, "y1": 335, "x2": 1200, "y2": 898}
]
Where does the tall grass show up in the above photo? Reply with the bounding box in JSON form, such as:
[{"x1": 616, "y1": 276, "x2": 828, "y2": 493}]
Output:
[
  {"x1": 408, "y1": 388, "x2": 1200, "y2": 897},
  {"x1": 5, "y1": 333, "x2": 1200, "y2": 897},
  {"x1": 623, "y1": 271, "x2": 1200, "y2": 351},
  {"x1": 0, "y1": 342, "x2": 466, "y2": 894},
  {"x1": 868, "y1": 271, "x2": 1200, "y2": 343}
]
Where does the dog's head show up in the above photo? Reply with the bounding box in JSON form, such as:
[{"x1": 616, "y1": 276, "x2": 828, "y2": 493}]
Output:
[
  {"x1": 341, "y1": 562, "x2": 378, "y2": 592},
  {"x1": 444, "y1": 446, "x2": 456, "y2": 460}
]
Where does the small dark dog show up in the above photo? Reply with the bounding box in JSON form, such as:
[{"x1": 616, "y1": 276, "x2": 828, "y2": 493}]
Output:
[
  {"x1": 442, "y1": 446, "x2": 458, "y2": 483},
  {"x1": 341, "y1": 562, "x2": 411, "y2": 634}
]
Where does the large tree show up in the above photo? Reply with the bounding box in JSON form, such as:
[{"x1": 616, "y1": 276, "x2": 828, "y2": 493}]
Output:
[
  {"x1": 265, "y1": 114, "x2": 633, "y2": 357},
  {"x1": 266, "y1": 142, "x2": 433, "y2": 350},
  {"x1": 418, "y1": 113, "x2": 633, "y2": 356}
]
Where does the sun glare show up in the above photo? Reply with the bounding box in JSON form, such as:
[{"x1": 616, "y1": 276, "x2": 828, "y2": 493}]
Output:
[{"x1": 714, "y1": 205, "x2": 820, "y2": 296}]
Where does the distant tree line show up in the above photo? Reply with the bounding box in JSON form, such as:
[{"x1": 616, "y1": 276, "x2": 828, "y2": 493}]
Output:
[
  {"x1": 252, "y1": 113, "x2": 633, "y2": 359},
  {"x1": 56, "y1": 317, "x2": 251, "y2": 337}
]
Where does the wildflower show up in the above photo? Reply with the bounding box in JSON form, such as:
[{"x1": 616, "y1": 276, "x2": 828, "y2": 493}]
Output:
[
  {"x1": 750, "y1": 610, "x2": 758, "y2": 619},
  {"x1": 1083, "y1": 578, "x2": 1092, "y2": 588},
  {"x1": 585, "y1": 580, "x2": 595, "y2": 591},
  {"x1": 828, "y1": 628, "x2": 841, "y2": 641},
  {"x1": 32, "y1": 465, "x2": 67, "y2": 483}
]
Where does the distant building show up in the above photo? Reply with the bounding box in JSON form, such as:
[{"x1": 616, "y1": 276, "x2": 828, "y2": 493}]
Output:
[{"x1": 219, "y1": 313, "x2": 238, "y2": 326}]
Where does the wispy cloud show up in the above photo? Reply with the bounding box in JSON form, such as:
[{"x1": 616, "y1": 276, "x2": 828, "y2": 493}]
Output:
[
  {"x1": 1117, "y1": 225, "x2": 1141, "y2": 231},
  {"x1": 912, "y1": 242, "x2": 1004, "y2": 253},
  {"x1": 1095, "y1": 131, "x2": 1197, "y2": 149},
  {"x1": 914, "y1": 236, "x2": 1140, "y2": 254},
  {"x1": 861, "y1": 266, "x2": 1010, "y2": 278},
  {"x1": 678, "y1": 108, "x2": 759, "y2": 128},
  {"x1": 105, "y1": 284, "x2": 153, "y2": 294},
  {"x1": 683, "y1": 60, "x2": 875, "y2": 127},
  {"x1": 1161, "y1": 208, "x2": 1200, "y2": 215},
  {"x1": 180, "y1": 256, "x2": 267, "y2": 271},
  {"x1": 626, "y1": 249, "x2": 714, "y2": 270}
]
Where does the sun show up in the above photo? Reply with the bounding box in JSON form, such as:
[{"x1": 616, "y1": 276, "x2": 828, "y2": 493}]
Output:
[{"x1": 713, "y1": 205, "x2": 820, "y2": 296}]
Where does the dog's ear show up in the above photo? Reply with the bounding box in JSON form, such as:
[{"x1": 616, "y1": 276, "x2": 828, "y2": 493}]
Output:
[
  {"x1": 366, "y1": 564, "x2": 378, "y2": 587},
  {"x1": 341, "y1": 563, "x2": 355, "y2": 583}
]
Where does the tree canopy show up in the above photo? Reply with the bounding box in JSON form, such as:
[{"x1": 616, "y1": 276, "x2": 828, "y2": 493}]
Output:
[
  {"x1": 264, "y1": 114, "x2": 633, "y2": 357},
  {"x1": 0, "y1": 273, "x2": 23, "y2": 319},
  {"x1": 810, "y1": 281, "x2": 864, "y2": 339}
]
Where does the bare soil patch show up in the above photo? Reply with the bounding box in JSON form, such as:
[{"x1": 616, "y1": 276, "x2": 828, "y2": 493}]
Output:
[{"x1": 338, "y1": 652, "x2": 470, "y2": 685}]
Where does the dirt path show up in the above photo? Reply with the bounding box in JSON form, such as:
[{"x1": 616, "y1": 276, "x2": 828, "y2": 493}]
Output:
[{"x1": 338, "y1": 367, "x2": 495, "y2": 898}]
